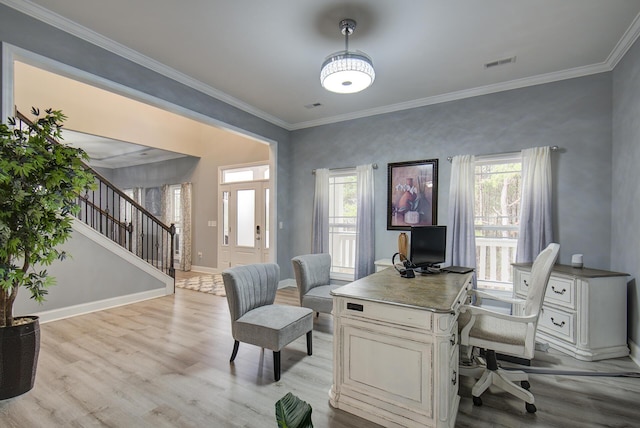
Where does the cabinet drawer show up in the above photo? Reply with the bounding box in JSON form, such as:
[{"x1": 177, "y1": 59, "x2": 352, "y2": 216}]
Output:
[
  {"x1": 539, "y1": 306, "x2": 574, "y2": 343},
  {"x1": 516, "y1": 272, "x2": 575, "y2": 309},
  {"x1": 449, "y1": 345, "x2": 459, "y2": 407},
  {"x1": 449, "y1": 324, "x2": 458, "y2": 359},
  {"x1": 339, "y1": 298, "x2": 432, "y2": 331},
  {"x1": 545, "y1": 276, "x2": 575, "y2": 308}
]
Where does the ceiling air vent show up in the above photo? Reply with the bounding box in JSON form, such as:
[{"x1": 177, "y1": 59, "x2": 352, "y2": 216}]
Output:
[
  {"x1": 484, "y1": 56, "x2": 516, "y2": 69},
  {"x1": 304, "y1": 102, "x2": 322, "y2": 109}
]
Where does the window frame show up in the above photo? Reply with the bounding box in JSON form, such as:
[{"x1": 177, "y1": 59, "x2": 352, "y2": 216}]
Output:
[
  {"x1": 328, "y1": 169, "x2": 358, "y2": 281},
  {"x1": 474, "y1": 152, "x2": 522, "y2": 293}
]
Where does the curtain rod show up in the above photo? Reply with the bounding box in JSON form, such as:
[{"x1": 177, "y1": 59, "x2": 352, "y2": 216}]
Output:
[
  {"x1": 312, "y1": 163, "x2": 378, "y2": 174},
  {"x1": 447, "y1": 146, "x2": 559, "y2": 163}
]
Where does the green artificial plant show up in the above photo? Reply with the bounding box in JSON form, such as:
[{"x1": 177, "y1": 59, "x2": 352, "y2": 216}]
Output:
[
  {"x1": 0, "y1": 108, "x2": 95, "y2": 327},
  {"x1": 275, "y1": 392, "x2": 313, "y2": 428}
]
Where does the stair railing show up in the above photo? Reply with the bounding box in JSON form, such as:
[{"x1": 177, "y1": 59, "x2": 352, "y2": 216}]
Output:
[{"x1": 16, "y1": 111, "x2": 176, "y2": 279}]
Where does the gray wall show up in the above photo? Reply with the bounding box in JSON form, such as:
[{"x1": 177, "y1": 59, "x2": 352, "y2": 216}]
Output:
[
  {"x1": 289, "y1": 74, "x2": 613, "y2": 277},
  {"x1": 612, "y1": 37, "x2": 640, "y2": 347},
  {"x1": 14, "y1": 224, "x2": 166, "y2": 315},
  {"x1": 107, "y1": 157, "x2": 199, "y2": 190}
]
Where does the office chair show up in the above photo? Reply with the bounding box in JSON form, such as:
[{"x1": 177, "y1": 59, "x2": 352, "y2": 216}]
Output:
[
  {"x1": 291, "y1": 253, "x2": 341, "y2": 316},
  {"x1": 222, "y1": 263, "x2": 313, "y2": 381},
  {"x1": 458, "y1": 243, "x2": 560, "y2": 413}
]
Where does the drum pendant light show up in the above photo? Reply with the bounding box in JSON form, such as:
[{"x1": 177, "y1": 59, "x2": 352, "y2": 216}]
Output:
[{"x1": 320, "y1": 19, "x2": 375, "y2": 94}]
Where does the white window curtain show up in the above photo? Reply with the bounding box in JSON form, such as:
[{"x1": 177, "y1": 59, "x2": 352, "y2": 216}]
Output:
[
  {"x1": 516, "y1": 146, "x2": 553, "y2": 263},
  {"x1": 180, "y1": 182, "x2": 192, "y2": 271},
  {"x1": 354, "y1": 164, "x2": 375, "y2": 279},
  {"x1": 160, "y1": 184, "x2": 171, "y2": 225},
  {"x1": 312, "y1": 168, "x2": 330, "y2": 254},
  {"x1": 160, "y1": 184, "x2": 173, "y2": 272},
  {"x1": 447, "y1": 155, "x2": 477, "y2": 288}
]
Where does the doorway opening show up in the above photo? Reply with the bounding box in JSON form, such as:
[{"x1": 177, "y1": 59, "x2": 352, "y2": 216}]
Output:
[{"x1": 218, "y1": 163, "x2": 270, "y2": 268}]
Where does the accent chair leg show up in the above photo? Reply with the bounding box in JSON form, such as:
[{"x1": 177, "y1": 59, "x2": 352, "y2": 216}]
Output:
[
  {"x1": 306, "y1": 331, "x2": 313, "y2": 356},
  {"x1": 273, "y1": 351, "x2": 281, "y2": 381},
  {"x1": 230, "y1": 340, "x2": 240, "y2": 362}
]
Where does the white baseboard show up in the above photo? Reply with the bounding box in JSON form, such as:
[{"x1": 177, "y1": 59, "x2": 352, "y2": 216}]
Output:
[
  {"x1": 628, "y1": 338, "x2": 640, "y2": 368},
  {"x1": 279, "y1": 278, "x2": 296, "y2": 289},
  {"x1": 34, "y1": 289, "x2": 168, "y2": 324},
  {"x1": 188, "y1": 265, "x2": 223, "y2": 274}
]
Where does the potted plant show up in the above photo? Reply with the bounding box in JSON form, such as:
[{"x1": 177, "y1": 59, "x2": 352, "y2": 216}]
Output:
[{"x1": 0, "y1": 108, "x2": 95, "y2": 399}]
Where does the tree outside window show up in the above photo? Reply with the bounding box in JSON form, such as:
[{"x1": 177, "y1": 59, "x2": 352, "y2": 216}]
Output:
[
  {"x1": 329, "y1": 171, "x2": 358, "y2": 280},
  {"x1": 474, "y1": 156, "x2": 521, "y2": 291}
]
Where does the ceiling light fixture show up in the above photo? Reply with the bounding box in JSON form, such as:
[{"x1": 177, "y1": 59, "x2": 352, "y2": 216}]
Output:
[{"x1": 320, "y1": 19, "x2": 375, "y2": 94}]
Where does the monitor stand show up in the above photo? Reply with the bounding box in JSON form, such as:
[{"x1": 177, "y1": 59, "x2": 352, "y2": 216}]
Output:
[{"x1": 416, "y1": 266, "x2": 441, "y2": 275}]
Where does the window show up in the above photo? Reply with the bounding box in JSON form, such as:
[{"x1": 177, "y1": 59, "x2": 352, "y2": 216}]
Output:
[
  {"x1": 474, "y1": 154, "x2": 521, "y2": 292},
  {"x1": 329, "y1": 170, "x2": 358, "y2": 280},
  {"x1": 222, "y1": 164, "x2": 269, "y2": 183}
]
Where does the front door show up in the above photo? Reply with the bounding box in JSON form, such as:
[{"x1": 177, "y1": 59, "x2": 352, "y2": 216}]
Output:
[{"x1": 218, "y1": 180, "x2": 269, "y2": 268}]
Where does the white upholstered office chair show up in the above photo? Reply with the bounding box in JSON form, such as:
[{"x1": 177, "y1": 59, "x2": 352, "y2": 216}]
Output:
[{"x1": 458, "y1": 243, "x2": 560, "y2": 413}]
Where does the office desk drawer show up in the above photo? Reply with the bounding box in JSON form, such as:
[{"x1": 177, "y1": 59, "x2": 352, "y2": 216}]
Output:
[{"x1": 338, "y1": 298, "x2": 432, "y2": 331}]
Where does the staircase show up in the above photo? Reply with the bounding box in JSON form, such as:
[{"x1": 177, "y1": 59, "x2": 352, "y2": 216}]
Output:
[{"x1": 16, "y1": 111, "x2": 176, "y2": 280}]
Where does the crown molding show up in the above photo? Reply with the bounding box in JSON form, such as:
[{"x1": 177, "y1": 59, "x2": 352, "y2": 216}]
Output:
[
  {"x1": 0, "y1": 0, "x2": 290, "y2": 130},
  {"x1": 4, "y1": 1, "x2": 640, "y2": 132},
  {"x1": 606, "y1": 11, "x2": 640, "y2": 68},
  {"x1": 290, "y1": 62, "x2": 613, "y2": 130}
]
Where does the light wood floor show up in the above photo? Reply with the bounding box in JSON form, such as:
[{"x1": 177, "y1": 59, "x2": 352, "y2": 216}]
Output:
[{"x1": 1, "y1": 284, "x2": 639, "y2": 427}]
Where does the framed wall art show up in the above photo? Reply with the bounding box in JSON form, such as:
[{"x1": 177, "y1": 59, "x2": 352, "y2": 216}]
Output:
[{"x1": 387, "y1": 159, "x2": 438, "y2": 230}]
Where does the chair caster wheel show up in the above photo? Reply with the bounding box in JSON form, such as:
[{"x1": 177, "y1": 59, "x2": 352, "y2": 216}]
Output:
[
  {"x1": 521, "y1": 380, "x2": 530, "y2": 390},
  {"x1": 526, "y1": 402, "x2": 537, "y2": 413},
  {"x1": 472, "y1": 396, "x2": 483, "y2": 406}
]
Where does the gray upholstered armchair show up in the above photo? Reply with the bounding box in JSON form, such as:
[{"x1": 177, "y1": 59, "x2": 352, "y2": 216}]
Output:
[
  {"x1": 222, "y1": 263, "x2": 313, "y2": 381},
  {"x1": 291, "y1": 253, "x2": 341, "y2": 316}
]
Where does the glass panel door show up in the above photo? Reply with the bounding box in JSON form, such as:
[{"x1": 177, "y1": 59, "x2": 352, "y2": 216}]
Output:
[{"x1": 236, "y1": 189, "x2": 256, "y2": 247}]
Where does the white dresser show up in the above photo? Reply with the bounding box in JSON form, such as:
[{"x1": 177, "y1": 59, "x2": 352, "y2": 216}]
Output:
[
  {"x1": 374, "y1": 258, "x2": 393, "y2": 272},
  {"x1": 513, "y1": 263, "x2": 629, "y2": 361},
  {"x1": 330, "y1": 268, "x2": 473, "y2": 428}
]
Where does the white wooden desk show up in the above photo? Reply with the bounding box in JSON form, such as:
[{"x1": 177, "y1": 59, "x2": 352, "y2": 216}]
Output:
[{"x1": 330, "y1": 268, "x2": 473, "y2": 428}]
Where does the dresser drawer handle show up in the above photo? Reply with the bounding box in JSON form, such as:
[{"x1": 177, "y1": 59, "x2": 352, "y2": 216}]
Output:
[
  {"x1": 523, "y1": 279, "x2": 529, "y2": 287},
  {"x1": 550, "y1": 317, "x2": 566, "y2": 328},
  {"x1": 551, "y1": 286, "x2": 567, "y2": 295},
  {"x1": 451, "y1": 370, "x2": 457, "y2": 386}
]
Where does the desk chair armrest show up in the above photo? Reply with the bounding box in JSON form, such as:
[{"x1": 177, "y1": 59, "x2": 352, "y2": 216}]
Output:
[
  {"x1": 460, "y1": 304, "x2": 536, "y2": 323},
  {"x1": 459, "y1": 305, "x2": 537, "y2": 347},
  {"x1": 472, "y1": 290, "x2": 526, "y2": 306}
]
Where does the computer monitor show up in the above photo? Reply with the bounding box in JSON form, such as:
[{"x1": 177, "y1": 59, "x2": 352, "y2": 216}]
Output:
[{"x1": 409, "y1": 225, "x2": 447, "y2": 270}]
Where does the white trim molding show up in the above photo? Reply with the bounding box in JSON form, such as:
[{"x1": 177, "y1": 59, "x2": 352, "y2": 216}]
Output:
[
  {"x1": 629, "y1": 338, "x2": 640, "y2": 369},
  {"x1": 3, "y1": 0, "x2": 640, "y2": 131},
  {"x1": 0, "y1": 0, "x2": 289, "y2": 130},
  {"x1": 35, "y1": 289, "x2": 167, "y2": 324}
]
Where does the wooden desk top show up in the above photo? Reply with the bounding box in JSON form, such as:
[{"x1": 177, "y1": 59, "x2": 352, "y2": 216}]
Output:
[{"x1": 331, "y1": 267, "x2": 472, "y2": 313}]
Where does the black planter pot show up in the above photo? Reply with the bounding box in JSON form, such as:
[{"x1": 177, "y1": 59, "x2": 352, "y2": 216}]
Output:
[{"x1": 0, "y1": 316, "x2": 40, "y2": 400}]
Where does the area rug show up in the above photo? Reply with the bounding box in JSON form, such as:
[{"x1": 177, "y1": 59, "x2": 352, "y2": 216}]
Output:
[{"x1": 175, "y1": 274, "x2": 226, "y2": 296}]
